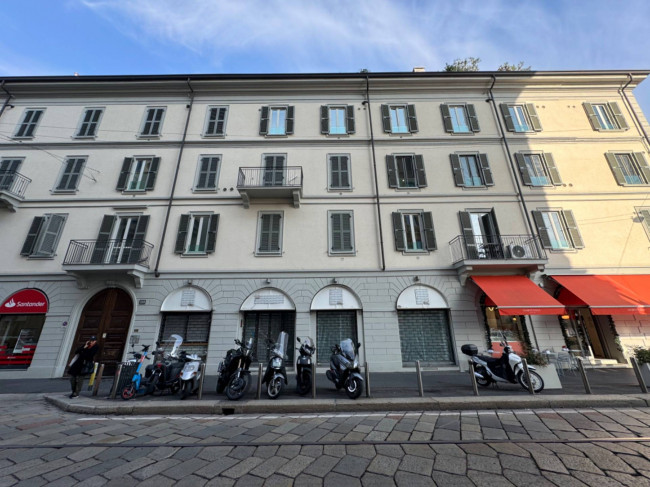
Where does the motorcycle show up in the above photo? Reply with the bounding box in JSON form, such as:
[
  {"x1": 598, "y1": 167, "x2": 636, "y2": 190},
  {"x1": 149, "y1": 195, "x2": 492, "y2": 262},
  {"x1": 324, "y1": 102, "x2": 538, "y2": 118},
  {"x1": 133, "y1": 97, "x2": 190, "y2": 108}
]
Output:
[
  {"x1": 295, "y1": 336, "x2": 315, "y2": 396},
  {"x1": 461, "y1": 339, "x2": 544, "y2": 393},
  {"x1": 145, "y1": 334, "x2": 185, "y2": 396},
  {"x1": 326, "y1": 338, "x2": 364, "y2": 399},
  {"x1": 121, "y1": 344, "x2": 151, "y2": 400},
  {"x1": 179, "y1": 351, "x2": 203, "y2": 400},
  {"x1": 216, "y1": 337, "x2": 254, "y2": 401},
  {"x1": 262, "y1": 331, "x2": 288, "y2": 399}
]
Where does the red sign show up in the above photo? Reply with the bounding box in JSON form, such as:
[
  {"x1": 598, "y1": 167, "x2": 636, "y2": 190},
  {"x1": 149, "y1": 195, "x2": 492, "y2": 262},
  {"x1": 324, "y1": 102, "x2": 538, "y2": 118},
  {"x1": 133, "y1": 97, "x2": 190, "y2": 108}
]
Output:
[{"x1": 0, "y1": 289, "x2": 48, "y2": 314}]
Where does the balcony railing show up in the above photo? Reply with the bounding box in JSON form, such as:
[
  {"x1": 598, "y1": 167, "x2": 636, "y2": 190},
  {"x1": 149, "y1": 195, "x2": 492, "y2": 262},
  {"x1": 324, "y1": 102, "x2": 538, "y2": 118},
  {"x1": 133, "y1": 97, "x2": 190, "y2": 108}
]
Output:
[
  {"x1": 0, "y1": 171, "x2": 31, "y2": 199},
  {"x1": 237, "y1": 167, "x2": 303, "y2": 188},
  {"x1": 63, "y1": 239, "x2": 154, "y2": 267},
  {"x1": 449, "y1": 234, "x2": 546, "y2": 264}
]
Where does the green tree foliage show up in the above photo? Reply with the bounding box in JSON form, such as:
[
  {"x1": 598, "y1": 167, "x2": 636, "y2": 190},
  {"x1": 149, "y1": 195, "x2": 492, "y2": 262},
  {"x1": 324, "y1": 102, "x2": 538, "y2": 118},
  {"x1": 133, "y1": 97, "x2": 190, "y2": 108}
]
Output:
[
  {"x1": 497, "y1": 61, "x2": 532, "y2": 72},
  {"x1": 445, "y1": 57, "x2": 481, "y2": 72}
]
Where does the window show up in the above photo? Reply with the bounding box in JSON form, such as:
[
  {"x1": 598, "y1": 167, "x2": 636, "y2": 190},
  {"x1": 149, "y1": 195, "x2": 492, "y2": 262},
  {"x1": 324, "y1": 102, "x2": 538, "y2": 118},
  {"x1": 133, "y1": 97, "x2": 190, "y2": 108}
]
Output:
[
  {"x1": 584, "y1": 102, "x2": 628, "y2": 131},
  {"x1": 532, "y1": 210, "x2": 584, "y2": 250},
  {"x1": 76, "y1": 108, "x2": 103, "y2": 137},
  {"x1": 320, "y1": 105, "x2": 355, "y2": 135},
  {"x1": 459, "y1": 210, "x2": 501, "y2": 259},
  {"x1": 392, "y1": 211, "x2": 436, "y2": 252},
  {"x1": 386, "y1": 154, "x2": 426, "y2": 189},
  {"x1": 14, "y1": 109, "x2": 44, "y2": 138},
  {"x1": 159, "y1": 313, "x2": 211, "y2": 360},
  {"x1": 450, "y1": 153, "x2": 493, "y2": 187},
  {"x1": 54, "y1": 157, "x2": 86, "y2": 192},
  {"x1": 139, "y1": 107, "x2": 166, "y2": 137},
  {"x1": 256, "y1": 212, "x2": 283, "y2": 255},
  {"x1": 20, "y1": 214, "x2": 67, "y2": 258},
  {"x1": 259, "y1": 106, "x2": 294, "y2": 136},
  {"x1": 328, "y1": 154, "x2": 352, "y2": 190},
  {"x1": 262, "y1": 154, "x2": 287, "y2": 186},
  {"x1": 116, "y1": 157, "x2": 160, "y2": 192},
  {"x1": 441, "y1": 104, "x2": 480, "y2": 133},
  {"x1": 500, "y1": 103, "x2": 542, "y2": 132},
  {"x1": 329, "y1": 211, "x2": 355, "y2": 254},
  {"x1": 92, "y1": 214, "x2": 150, "y2": 264},
  {"x1": 194, "y1": 155, "x2": 220, "y2": 191},
  {"x1": 0, "y1": 158, "x2": 23, "y2": 191},
  {"x1": 174, "y1": 213, "x2": 219, "y2": 255},
  {"x1": 605, "y1": 152, "x2": 650, "y2": 186},
  {"x1": 381, "y1": 104, "x2": 418, "y2": 134},
  {"x1": 515, "y1": 152, "x2": 562, "y2": 187},
  {"x1": 203, "y1": 106, "x2": 228, "y2": 136}
]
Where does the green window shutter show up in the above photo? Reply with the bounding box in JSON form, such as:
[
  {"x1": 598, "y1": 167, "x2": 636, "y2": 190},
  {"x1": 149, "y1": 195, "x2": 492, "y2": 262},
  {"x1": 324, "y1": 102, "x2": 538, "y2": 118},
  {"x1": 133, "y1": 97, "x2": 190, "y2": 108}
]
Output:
[
  {"x1": 500, "y1": 104, "x2": 515, "y2": 132},
  {"x1": 259, "y1": 106, "x2": 269, "y2": 135},
  {"x1": 331, "y1": 213, "x2": 352, "y2": 252},
  {"x1": 381, "y1": 105, "x2": 391, "y2": 132},
  {"x1": 21, "y1": 217, "x2": 44, "y2": 256},
  {"x1": 205, "y1": 214, "x2": 219, "y2": 253},
  {"x1": 440, "y1": 104, "x2": 454, "y2": 133},
  {"x1": 459, "y1": 211, "x2": 478, "y2": 259},
  {"x1": 330, "y1": 213, "x2": 342, "y2": 251},
  {"x1": 609, "y1": 102, "x2": 629, "y2": 130},
  {"x1": 116, "y1": 158, "x2": 132, "y2": 191},
  {"x1": 91, "y1": 215, "x2": 116, "y2": 263},
  {"x1": 35, "y1": 214, "x2": 66, "y2": 256},
  {"x1": 329, "y1": 156, "x2": 340, "y2": 188},
  {"x1": 414, "y1": 155, "x2": 427, "y2": 188},
  {"x1": 259, "y1": 214, "x2": 281, "y2": 253},
  {"x1": 175, "y1": 214, "x2": 190, "y2": 254},
  {"x1": 207, "y1": 156, "x2": 219, "y2": 189},
  {"x1": 563, "y1": 210, "x2": 584, "y2": 249},
  {"x1": 543, "y1": 153, "x2": 562, "y2": 185},
  {"x1": 145, "y1": 157, "x2": 160, "y2": 190},
  {"x1": 478, "y1": 153, "x2": 494, "y2": 186},
  {"x1": 0, "y1": 159, "x2": 20, "y2": 190},
  {"x1": 532, "y1": 211, "x2": 553, "y2": 248},
  {"x1": 466, "y1": 104, "x2": 480, "y2": 132},
  {"x1": 633, "y1": 152, "x2": 650, "y2": 184},
  {"x1": 605, "y1": 153, "x2": 627, "y2": 185},
  {"x1": 515, "y1": 153, "x2": 533, "y2": 185},
  {"x1": 406, "y1": 104, "x2": 418, "y2": 133},
  {"x1": 386, "y1": 155, "x2": 397, "y2": 188},
  {"x1": 640, "y1": 210, "x2": 650, "y2": 235},
  {"x1": 422, "y1": 212, "x2": 436, "y2": 250},
  {"x1": 346, "y1": 105, "x2": 355, "y2": 134},
  {"x1": 392, "y1": 213, "x2": 405, "y2": 251},
  {"x1": 320, "y1": 106, "x2": 329, "y2": 134},
  {"x1": 215, "y1": 107, "x2": 227, "y2": 135},
  {"x1": 127, "y1": 215, "x2": 150, "y2": 263},
  {"x1": 450, "y1": 154, "x2": 464, "y2": 186},
  {"x1": 67, "y1": 158, "x2": 85, "y2": 190},
  {"x1": 285, "y1": 106, "x2": 295, "y2": 135},
  {"x1": 339, "y1": 156, "x2": 350, "y2": 188},
  {"x1": 583, "y1": 102, "x2": 601, "y2": 130},
  {"x1": 526, "y1": 103, "x2": 542, "y2": 131}
]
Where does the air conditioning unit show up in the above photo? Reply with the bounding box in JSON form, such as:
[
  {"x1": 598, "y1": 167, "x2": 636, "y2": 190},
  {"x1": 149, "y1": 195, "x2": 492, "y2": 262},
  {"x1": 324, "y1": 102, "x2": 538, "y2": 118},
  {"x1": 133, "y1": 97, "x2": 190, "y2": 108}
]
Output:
[{"x1": 507, "y1": 244, "x2": 530, "y2": 259}]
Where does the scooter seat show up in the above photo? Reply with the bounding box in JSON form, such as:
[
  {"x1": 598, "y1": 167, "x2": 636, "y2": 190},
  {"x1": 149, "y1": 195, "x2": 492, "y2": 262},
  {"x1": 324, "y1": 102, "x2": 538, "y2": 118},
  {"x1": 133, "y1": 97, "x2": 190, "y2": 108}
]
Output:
[{"x1": 477, "y1": 355, "x2": 500, "y2": 365}]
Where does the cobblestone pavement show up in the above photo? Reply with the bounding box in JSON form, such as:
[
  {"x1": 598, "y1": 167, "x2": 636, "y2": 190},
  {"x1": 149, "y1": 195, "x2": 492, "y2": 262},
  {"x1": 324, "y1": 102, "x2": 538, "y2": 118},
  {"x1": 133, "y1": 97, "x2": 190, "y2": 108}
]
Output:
[{"x1": 2, "y1": 396, "x2": 650, "y2": 486}]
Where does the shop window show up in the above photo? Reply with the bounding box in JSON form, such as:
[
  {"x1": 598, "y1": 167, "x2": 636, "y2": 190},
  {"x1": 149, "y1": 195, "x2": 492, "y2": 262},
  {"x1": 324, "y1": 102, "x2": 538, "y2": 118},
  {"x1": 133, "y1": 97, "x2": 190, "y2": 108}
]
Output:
[
  {"x1": 0, "y1": 314, "x2": 45, "y2": 369},
  {"x1": 484, "y1": 306, "x2": 526, "y2": 355},
  {"x1": 158, "y1": 313, "x2": 211, "y2": 359}
]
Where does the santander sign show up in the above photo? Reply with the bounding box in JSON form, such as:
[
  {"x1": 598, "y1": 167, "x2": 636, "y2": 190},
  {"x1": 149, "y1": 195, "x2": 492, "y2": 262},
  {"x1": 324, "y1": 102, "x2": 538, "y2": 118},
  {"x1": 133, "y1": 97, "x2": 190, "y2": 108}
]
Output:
[{"x1": 0, "y1": 289, "x2": 48, "y2": 314}]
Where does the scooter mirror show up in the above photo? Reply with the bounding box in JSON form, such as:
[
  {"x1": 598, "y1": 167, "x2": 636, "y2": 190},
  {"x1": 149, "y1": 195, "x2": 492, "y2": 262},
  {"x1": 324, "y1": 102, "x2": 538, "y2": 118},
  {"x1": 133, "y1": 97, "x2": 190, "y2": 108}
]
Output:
[
  {"x1": 357, "y1": 342, "x2": 362, "y2": 349},
  {"x1": 296, "y1": 337, "x2": 301, "y2": 343}
]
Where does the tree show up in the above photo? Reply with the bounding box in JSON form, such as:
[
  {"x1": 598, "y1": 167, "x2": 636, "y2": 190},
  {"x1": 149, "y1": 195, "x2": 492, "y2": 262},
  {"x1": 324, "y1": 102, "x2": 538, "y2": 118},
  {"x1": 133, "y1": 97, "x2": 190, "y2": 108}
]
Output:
[
  {"x1": 444, "y1": 57, "x2": 481, "y2": 72},
  {"x1": 497, "y1": 61, "x2": 531, "y2": 72}
]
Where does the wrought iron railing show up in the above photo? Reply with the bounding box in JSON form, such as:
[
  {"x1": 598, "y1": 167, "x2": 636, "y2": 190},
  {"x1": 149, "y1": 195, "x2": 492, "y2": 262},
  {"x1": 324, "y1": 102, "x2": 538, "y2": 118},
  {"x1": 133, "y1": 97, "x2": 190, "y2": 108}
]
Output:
[
  {"x1": 63, "y1": 239, "x2": 154, "y2": 267},
  {"x1": 0, "y1": 171, "x2": 31, "y2": 199},
  {"x1": 237, "y1": 167, "x2": 303, "y2": 188},
  {"x1": 449, "y1": 234, "x2": 546, "y2": 264}
]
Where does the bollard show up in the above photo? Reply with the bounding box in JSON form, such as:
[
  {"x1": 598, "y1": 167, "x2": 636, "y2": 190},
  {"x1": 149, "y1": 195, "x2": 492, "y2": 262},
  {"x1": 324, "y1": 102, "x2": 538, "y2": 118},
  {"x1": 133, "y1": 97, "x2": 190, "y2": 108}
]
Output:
[
  {"x1": 197, "y1": 363, "x2": 207, "y2": 400},
  {"x1": 576, "y1": 358, "x2": 592, "y2": 394},
  {"x1": 87, "y1": 362, "x2": 98, "y2": 390},
  {"x1": 521, "y1": 359, "x2": 535, "y2": 395},
  {"x1": 256, "y1": 363, "x2": 263, "y2": 399},
  {"x1": 311, "y1": 362, "x2": 316, "y2": 399},
  {"x1": 110, "y1": 363, "x2": 123, "y2": 399},
  {"x1": 468, "y1": 360, "x2": 479, "y2": 396},
  {"x1": 630, "y1": 357, "x2": 648, "y2": 394},
  {"x1": 365, "y1": 362, "x2": 371, "y2": 398},
  {"x1": 416, "y1": 360, "x2": 424, "y2": 397},
  {"x1": 92, "y1": 364, "x2": 105, "y2": 396}
]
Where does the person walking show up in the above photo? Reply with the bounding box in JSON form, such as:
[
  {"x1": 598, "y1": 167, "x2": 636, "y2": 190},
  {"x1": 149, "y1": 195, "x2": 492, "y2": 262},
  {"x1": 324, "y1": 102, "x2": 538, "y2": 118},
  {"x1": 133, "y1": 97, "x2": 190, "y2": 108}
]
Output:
[{"x1": 68, "y1": 336, "x2": 99, "y2": 398}]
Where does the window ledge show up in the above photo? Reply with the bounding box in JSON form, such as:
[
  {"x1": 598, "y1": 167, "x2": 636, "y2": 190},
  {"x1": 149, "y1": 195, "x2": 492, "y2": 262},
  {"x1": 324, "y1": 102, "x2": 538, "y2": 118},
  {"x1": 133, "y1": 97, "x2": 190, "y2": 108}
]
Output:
[
  {"x1": 450, "y1": 131, "x2": 475, "y2": 136},
  {"x1": 394, "y1": 187, "x2": 422, "y2": 192},
  {"x1": 51, "y1": 190, "x2": 79, "y2": 195},
  {"x1": 325, "y1": 133, "x2": 351, "y2": 138},
  {"x1": 73, "y1": 136, "x2": 97, "y2": 140},
  {"x1": 401, "y1": 250, "x2": 430, "y2": 255},
  {"x1": 329, "y1": 251, "x2": 356, "y2": 257},
  {"x1": 201, "y1": 134, "x2": 226, "y2": 138},
  {"x1": 136, "y1": 135, "x2": 161, "y2": 140},
  {"x1": 255, "y1": 252, "x2": 283, "y2": 257},
  {"x1": 327, "y1": 187, "x2": 353, "y2": 192},
  {"x1": 460, "y1": 185, "x2": 488, "y2": 191},
  {"x1": 548, "y1": 248, "x2": 578, "y2": 253},
  {"x1": 180, "y1": 253, "x2": 209, "y2": 258},
  {"x1": 12, "y1": 136, "x2": 35, "y2": 140},
  {"x1": 121, "y1": 190, "x2": 148, "y2": 195},
  {"x1": 26, "y1": 255, "x2": 55, "y2": 260},
  {"x1": 192, "y1": 188, "x2": 219, "y2": 193},
  {"x1": 263, "y1": 134, "x2": 289, "y2": 138}
]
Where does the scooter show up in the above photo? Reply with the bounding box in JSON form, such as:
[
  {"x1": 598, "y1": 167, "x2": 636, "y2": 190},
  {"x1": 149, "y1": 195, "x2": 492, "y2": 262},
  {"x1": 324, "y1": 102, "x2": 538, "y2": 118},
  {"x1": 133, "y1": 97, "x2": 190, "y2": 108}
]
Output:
[
  {"x1": 121, "y1": 344, "x2": 151, "y2": 400},
  {"x1": 326, "y1": 338, "x2": 364, "y2": 399},
  {"x1": 216, "y1": 337, "x2": 254, "y2": 401},
  {"x1": 179, "y1": 351, "x2": 203, "y2": 400},
  {"x1": 145, "y1": 335, "x2": 185, "y2": 396},
  {"x1": 295, "y1": 336, "x2": 315, "y2": 396},
  {"x1": 262, "y1": 331, "x2": 289, "y2": 399},
  {"x1": 461, "y1": 339, "x2": 544, "y2": 393}
]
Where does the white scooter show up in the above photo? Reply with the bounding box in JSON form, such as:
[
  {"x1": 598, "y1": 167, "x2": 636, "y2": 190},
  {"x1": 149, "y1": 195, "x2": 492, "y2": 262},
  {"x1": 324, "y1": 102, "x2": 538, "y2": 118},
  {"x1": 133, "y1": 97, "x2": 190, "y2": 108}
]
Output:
[{"x1": 179, "y1": 352, "x2": 203, "y2": 400}]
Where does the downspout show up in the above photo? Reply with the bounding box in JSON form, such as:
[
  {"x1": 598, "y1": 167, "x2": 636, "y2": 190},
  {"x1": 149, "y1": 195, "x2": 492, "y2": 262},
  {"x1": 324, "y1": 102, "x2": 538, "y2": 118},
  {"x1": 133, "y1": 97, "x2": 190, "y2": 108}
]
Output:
[
  {"x1": 364, "y1": 75, "x2": 386, "y2": 271},
  {"x1": 621, "y1": 73, "x2": 650, "y2": 150},
  {"x1": 154, "y1": 78, "x2": 194, "y2": 278},
  {"x1": 0, "y1": 81, "x2": 14, "y2": 120}
]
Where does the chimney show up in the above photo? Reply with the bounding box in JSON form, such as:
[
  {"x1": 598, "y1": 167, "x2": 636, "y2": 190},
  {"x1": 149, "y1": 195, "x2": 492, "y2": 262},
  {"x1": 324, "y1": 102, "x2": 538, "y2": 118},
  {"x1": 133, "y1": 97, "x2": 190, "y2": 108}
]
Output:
[{"x1": 412, "y1": 67, "x2": 425, "y2": 73}]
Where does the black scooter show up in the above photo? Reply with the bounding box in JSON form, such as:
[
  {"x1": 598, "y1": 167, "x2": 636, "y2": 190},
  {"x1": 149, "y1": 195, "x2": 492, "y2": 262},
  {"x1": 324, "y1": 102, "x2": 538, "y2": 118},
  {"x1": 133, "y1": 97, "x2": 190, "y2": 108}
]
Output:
[
  {"x1": 326, "y1": 338, "x2": 364, "y2": 399},
  {"x1": 145, "y1": 335, "x2": 185, "y2": 395},
  {"x1": 216, "y1": 337, "x2": 254, "y2": 401},
  {"x1": 262, "y1": 331, "x2": 288, "y2": 399},
  {"x1": 295, "y1": 336, "x2": 315, "y2": 396}
]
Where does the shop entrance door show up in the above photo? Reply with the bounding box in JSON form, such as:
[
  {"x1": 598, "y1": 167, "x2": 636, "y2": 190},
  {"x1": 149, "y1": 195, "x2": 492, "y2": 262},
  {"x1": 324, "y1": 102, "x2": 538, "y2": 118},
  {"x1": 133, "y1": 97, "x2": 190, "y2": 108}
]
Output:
[{"x1": 68, "y1": 288, "x2": 133, "y2": 375}]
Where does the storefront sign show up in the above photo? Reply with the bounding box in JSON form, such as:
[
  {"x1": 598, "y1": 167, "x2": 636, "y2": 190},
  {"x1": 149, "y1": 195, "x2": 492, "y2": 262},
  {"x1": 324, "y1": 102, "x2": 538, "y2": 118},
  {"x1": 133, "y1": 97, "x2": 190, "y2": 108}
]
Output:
[{"x1": 0, "y1": 289, "x2": 49, "y2": 314}]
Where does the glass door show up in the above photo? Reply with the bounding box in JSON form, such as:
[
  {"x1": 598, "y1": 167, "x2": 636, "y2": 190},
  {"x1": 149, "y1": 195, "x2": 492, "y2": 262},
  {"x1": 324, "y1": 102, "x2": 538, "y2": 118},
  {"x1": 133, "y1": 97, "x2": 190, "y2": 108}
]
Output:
[{"x1": 107, "y1": 216, "x2": 138, "y2": 264}]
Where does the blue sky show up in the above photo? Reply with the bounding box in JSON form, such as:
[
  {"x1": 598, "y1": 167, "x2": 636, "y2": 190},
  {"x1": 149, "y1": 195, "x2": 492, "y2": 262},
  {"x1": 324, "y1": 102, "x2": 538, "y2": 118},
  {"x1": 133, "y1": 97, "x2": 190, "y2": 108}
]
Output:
[{"x1": 1, "y1": 0, "x2": 649, "y2": 114}]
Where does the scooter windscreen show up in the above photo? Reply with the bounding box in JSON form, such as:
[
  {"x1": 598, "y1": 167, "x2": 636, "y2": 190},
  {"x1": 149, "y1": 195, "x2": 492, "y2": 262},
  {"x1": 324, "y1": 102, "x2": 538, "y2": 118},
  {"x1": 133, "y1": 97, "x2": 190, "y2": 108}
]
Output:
[
  {"x1": 339, "y1": 338, "x2": 357, "y2": 361},
  {"x1": 169, "y1": 334, "x2": 184, "y2": 358},
  {"x1": 272, "y1": 331, "x2": 289, "y2": 360},
  {"x1": 302, "y1": 337, "x2": 315, "y2": 352}
]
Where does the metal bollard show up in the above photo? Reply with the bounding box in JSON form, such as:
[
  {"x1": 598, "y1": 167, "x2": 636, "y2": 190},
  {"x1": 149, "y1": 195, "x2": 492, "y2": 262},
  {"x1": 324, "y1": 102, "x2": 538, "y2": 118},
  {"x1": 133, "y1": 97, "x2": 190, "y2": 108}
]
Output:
[
  {"x1": 256, "y1": 363, "x2": 263, "y2": 399},
  {"x1": 87, "y1": 362, "x2": 99, "y2": 390},
  {"x1": 311, "y1": 362, "x2": 316, "y2": 399},
  {"x1": 110, "y1": 363, "x2": 123, "y2": 399},
  {"x1": 576, "y1": 358, "x2": 592, "y2": 394},
  {"x1": 416, "y1": 360, "x2": 424, "y2": 397},
  {"x1": 521, "y1": 359, "x2": 535, "y2": 395},
  {"x1": 468, "y1": 360, "x2": 479, "y2": 396},
  {"x1": 197, "y1": 363, "x2": 207, "y2": 400},
  {"x1": 630, "y1": 357, "x2": 648, "y2": 394},
  {"x1": 92, "y1": 364, "x2": 105, "y2": 396},
  {"x1": 365, "y1": 362, "x2": 371, "y2": 398}
]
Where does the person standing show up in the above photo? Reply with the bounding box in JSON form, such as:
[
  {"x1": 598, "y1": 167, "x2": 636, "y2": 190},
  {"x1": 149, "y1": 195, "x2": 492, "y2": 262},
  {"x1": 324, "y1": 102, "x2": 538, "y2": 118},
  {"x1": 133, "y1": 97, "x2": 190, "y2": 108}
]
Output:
[{"x1": 68, "y1": 336, "x2": 99, "y2": 398}]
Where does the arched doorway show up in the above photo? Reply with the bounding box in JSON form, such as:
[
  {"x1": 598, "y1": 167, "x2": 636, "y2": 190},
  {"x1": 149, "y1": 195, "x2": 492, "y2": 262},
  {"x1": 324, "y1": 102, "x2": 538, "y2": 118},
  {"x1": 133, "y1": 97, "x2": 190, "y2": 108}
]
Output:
[{"x1": 68, "y1": 288, "x2": 133, "y2": 374}]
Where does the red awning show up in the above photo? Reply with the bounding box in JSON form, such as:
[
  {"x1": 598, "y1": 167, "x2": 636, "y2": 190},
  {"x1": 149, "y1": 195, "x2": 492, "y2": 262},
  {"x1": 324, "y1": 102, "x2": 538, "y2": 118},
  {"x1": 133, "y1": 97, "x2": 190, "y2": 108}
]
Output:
[
  {"x1": 551, "y1": 275, "x2": 650, "y2": 315},
  {"x1": 471, "y1": 275, "x2": 566, "y2": 315}
]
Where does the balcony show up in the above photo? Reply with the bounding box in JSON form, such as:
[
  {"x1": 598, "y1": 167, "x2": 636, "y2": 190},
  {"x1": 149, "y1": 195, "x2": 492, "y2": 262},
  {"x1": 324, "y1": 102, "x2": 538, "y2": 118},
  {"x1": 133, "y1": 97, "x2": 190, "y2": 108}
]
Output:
[
  {"x1": 237, "y1": 167, "x2": 303, "y2": 208},
  {"x1": 62, "y1": 239, "x2": 154, "y2": 289},
  {"x1": 0, "y1": 171, "x2": 31, "y2": 211},
  {"x1": 449, "y1": 234, "x2": 548, "y2": 285}
]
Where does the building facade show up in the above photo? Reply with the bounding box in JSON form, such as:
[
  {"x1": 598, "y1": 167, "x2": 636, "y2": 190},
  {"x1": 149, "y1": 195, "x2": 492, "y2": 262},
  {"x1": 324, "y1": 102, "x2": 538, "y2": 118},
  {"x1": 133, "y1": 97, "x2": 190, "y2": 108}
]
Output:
[{"x1": 0, "y1": 70, "x2": 649, "y2": 378}]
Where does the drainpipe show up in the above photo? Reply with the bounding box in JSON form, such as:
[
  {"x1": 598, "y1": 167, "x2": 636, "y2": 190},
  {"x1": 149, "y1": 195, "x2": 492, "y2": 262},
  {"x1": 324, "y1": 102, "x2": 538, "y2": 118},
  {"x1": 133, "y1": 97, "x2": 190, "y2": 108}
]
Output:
[
  {"x1": 0, "y1": 81, "x2": 14, "y2": 120},
  {"x1": 364, "y1": 75, "x2": 386, "y2": 271},
  {"x1": 154, "y1": 78, "x2": 194, "y2": 278},
  {"x1": 620, "y1": 73, "x2": 650, "y2": 151}
]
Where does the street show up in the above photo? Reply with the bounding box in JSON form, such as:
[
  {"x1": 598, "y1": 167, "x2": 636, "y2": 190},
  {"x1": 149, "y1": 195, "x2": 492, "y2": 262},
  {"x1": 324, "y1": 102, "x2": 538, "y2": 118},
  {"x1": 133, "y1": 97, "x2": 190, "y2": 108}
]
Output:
[{"x1": 2, "y1": 395, "x2": 650, "y2": 486}]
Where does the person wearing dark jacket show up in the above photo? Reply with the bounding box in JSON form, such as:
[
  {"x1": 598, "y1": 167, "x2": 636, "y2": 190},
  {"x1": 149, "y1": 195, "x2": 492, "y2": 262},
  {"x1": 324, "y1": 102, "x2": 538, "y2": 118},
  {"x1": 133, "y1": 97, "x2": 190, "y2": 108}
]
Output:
[{"x1": 68, "y1": 336, "x2": 99, "y2": 398}]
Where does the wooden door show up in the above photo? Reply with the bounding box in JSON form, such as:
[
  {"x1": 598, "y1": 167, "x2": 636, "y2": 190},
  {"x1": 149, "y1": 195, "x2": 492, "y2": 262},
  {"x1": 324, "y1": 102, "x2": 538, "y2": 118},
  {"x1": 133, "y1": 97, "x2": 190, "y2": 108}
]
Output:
[{"x1": 68, "y1": 288, "x2": 132, "y2": 375}]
